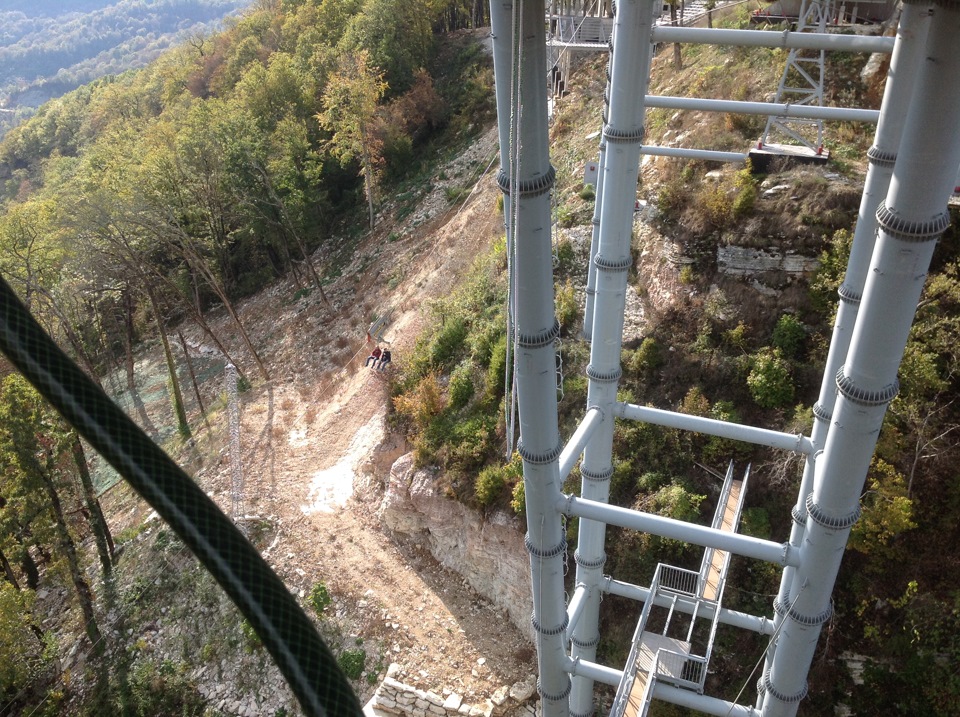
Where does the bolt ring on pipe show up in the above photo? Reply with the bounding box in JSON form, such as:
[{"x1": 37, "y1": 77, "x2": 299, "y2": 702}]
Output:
[
  {"x1": 525, "y1": 534, "x2": 568, "y2": 559},
  {"x1": 866, "y1": 145, "x2": 897, "y2": 168},
  {"x1": 593, "y1": 254, "x2": 632, "y2": 272},
  {"x1": 875, "y1": 202, "x2": 951, "y2": 243},
  {"x1": 837, "y1": 283, "x2": 862, "y2": 306},
  {"x1": 571, "y1": 633, "x2": 602, "y2": 649},
  {"x1": 786, "y1": 602, "x2": 833, "y2": 628},
  {"x1": 518, "y1": 439, "x2": 564, "y2": 465},
  {"x1": 806, "y1": 494, "x2": 862, "y2": 531},
  {"x1": 791, "y1": 504, "x2": 807, "y2": 527},
  {"x1": 835, "y1": 368, "x2": 899, "y2": 407},
  {"x1": 812, "y1": 401, "x2": 832, "y2": 423},
  {"x1": 581, "y1": 466, "x2": 614, "y2": 483},
  {"x1": 585, "y1": 364, "x2": 622, "y2": 383},
  {"x1": 763, "y1": 670, "x2": 809, "y2": 703},
  {"x1": 574, "y1": 550, "x2": 607, "y2": 570},
  {"x1": 516, "y1": 319, "x2": 561, "y2": 349},
  {"x1": 532, "y1": 613, "x2": 571, "y2": 636},
  {"x1": 496, "y1": 165, "x2": 557, "y2": 197},
  {"x1": 603, "y1": 125, "x2": 646, "y2": 143},
  {"x1": 537, "y1": 677, "x2": 573, "y2": 702}
]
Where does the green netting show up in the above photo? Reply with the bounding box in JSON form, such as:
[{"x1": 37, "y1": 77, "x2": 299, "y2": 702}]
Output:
[{"x1": 0, "y1": 277, "x2": 362, "y2": 717}]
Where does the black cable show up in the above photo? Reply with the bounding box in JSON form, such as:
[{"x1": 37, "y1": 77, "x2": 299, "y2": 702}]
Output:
[{"x1": 0, "y1": 278, "x2": 362, "y2": 717}]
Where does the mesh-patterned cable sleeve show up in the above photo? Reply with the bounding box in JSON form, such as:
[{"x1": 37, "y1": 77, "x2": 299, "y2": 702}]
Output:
[{"x1": 0, "y1": 279, "x2": 362, "y2": 717}]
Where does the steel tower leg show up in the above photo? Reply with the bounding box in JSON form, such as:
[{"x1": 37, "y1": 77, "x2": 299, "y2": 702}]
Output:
[
  {"x1": 756, "y1": 2, "x2": 931, "y2": 709},
  {"x1": 760, "y1": 3, "x2": 960, "y2": 714},
  {"x1": 583, "y1": 26, "x2": 616, "y2": 343},
  {"x1": 490, "y1": 2, "x2": 570, "y2": 716},
  {"x1": 569, "y1": 2, "x2": 656, "y2": 716}
]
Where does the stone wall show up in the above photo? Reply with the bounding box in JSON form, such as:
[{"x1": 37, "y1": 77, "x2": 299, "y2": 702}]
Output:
[
  {"x1": 378, "y1": 453, "x2": 533, "y2": 638},
  {"x1": 369, "y1": 664, "x2": 538, "y2": 717}
]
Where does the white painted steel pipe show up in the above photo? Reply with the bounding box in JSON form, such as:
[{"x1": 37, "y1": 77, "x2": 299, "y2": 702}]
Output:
[
  {"x1": 762, "y1": 3, "x2": 960, "y2": 714},
  {"x1": 646, "y1": 95, "x2": 879, "y2": 123},
  {"x1": 651, "y1": 683, "x2": 759, "y2": 717},
  {"x1": 570, "y1": 2, "x2": 656, "y2": 714},
  {"x1": 565, "y1": 584, "x2": 590, "y2": 641},
  {"x1": 490, "y1": 2, "x2": 570, "y2": 715},
  {"x1": 559, "y1": 407, "x2": 603, "y2": 480},
  {"x1": 602, "y1": 577, "x2": 775, "y2": 635},
  {"x1": 561, "y1": 495, "x2": 799, "y2": 566},
  {"x1": 615, "y1": 402, "x2": 814, "y2": 453},
  {"x1": 566, "y1": 657, "x2": 623, "y2": 687},
  {"x1": 759, "y1": 3, "x2": 931, "y2": 707},
  {"x1": 651, "y1": 25, "x2": 894, "y2": 53},
  {"x1": 582, "y1": 137, "x2": 606, "y2": 342},
  {"x1": 641, "y1": 145, "x2": 748, "y2": 162}
]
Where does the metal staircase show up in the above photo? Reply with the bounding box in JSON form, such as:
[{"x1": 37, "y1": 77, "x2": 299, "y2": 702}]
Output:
[{"x1": 611, "y1": 464, "x2": 750, "y2": 717}]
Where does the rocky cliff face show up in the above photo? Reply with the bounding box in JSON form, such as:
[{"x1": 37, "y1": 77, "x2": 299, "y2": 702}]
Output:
[{"x1": 379, "y1": 453, "x2": 533, "y2": 639}]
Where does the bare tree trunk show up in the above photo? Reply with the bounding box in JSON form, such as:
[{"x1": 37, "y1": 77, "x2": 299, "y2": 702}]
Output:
[
  {"x1": 0, "y1": 546, "x2": 19, "y2": 589},
  {"x1": 143, "y1": 281, "x2": 191, "y2": 439},
  {"x1": 178, "y1": 330, "x2": 206, "y2": 419},
  {"x1": 124, "y1": 287, "x2": 136, "y2": 393},
  {"x1": 39, "y1": 470, "x2": 103, "y2": 655},
  {"x1": 70, "y1": 432, "x2": 114, "y2": 576}
]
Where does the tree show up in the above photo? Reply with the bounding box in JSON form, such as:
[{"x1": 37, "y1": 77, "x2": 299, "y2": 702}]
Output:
[
  {"x1": 747, "y1": 348, "x2": 795, "y2": 409},
  {"x1": 0, "y1": 375, "x2": 103, "y2": 654},
  {"x1": 318, "y1": 50, "x2": 387, "y2": 229},
  {"x1": 0, "y1": 583, "x2": 47, "y2": 697}
]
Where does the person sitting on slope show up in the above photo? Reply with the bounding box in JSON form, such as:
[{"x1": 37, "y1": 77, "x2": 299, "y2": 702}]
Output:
[{"x1": 365, "y1": 345, "x2": 382, "y2": 367}]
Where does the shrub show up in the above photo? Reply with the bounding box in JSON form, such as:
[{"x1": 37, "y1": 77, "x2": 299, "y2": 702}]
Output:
[
  {"x1": 579, "y1": 183, "x2": 596, "y2": 200},
  {"x1": 309, "y1": 581, "x2": 333, "y2": 616},
  {"x1": 430, "y1": 316, "x2": 469, "y2": 371},
  {"x1": 448, "y1": 362, "x2": 475, "y2": 410},
  {"x1": 510, "y1": 479, "x2": 525, "y2": 515},
  {"x1": 556, "y1": 278, "x2": 578, "y2": 330},
  {"x1": 747, "y1": 348, "x2": 794, "y2": 408},
  {"x1": 699, "y1": 184, "x2": 732, "y2": 228},
  {"x1": 338, "y1": 649, "x2": 367, "y2": 681},
  {"x1": 627, "y1": 337, "x2": 665, "y2": 377},
  {"x1": 393, "y1": 373, "x2": 445, "y2": 431},
  {"x1": 772, "y1": 314, "x2": 806, "y2": 359},
  {"x1": 475, "y1": 464, "x2": 507, "y2": 506},
  {"x1": 484, "y1": 336, "x2": 508, "y2": 401},
  {"x1": 0, "y1": 585, "x2": 46, "y2": 695}
]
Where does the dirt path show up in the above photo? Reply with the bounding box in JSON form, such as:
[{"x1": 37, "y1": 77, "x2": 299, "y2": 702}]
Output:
[{"x1": 105, "y1": 127, "x2": 533, "y2": 706}]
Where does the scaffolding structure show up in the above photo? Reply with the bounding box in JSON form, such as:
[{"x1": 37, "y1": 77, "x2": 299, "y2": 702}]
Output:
[{"x1": 490, "y1": 1, "x2": 960, "y2": 716}]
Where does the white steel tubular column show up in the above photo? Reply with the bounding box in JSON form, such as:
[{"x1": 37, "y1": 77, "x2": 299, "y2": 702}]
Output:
[
  {"x1": 758, "y1": 2, "x2": 930, "y2": 706},
  {"x1": 490, "y1": 2, "x2": 570, "y2": 715},
  {"x1": 761, "y1": 3, "x2": 960, "y2": 714},
  {"x1": 570, "y1": 2, "x2": 655, "y2": 715}
]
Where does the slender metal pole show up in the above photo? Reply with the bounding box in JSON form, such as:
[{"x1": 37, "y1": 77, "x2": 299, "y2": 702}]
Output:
[
  {"x1": 570, "y1": 2, "x2": 656, "y2": 715},
  {"x1": 761, "y1": 3, "x2": 960, "y2": 713},
  {"x1": 582, "y1": 136, "x2": 606, "y2": 341},
  {"x1": 758, "y1": 2, "x2": 931, "y2": 707},
  {"x1": 650, "y1": 25, "x2": 894, "y2": 52},
  {"x1": 490, "y1": 1, "x2": 570, "y2": 715},
  {"x1": 562, "y1": 494, "x2": 799, "y2": 566},
  {"x1": 645, "y1": 95, "x2": 879, "y2": 123},
  {"x1": 602, "y1": 577, "x2": 775, "y2": 634},
  {"x1": 558, "y1": 406, "x2": 604, "y2": 479},
  {"x1": 615, "y1": 402, "x2": 813, "y2": 453}
]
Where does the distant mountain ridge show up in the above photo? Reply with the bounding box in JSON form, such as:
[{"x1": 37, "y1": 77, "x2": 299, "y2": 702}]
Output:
[{"x1": 0, "y1": 0, "x2": 251, "y2": 138}]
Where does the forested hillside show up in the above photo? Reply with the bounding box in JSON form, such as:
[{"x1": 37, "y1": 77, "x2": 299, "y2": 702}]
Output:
[
  {"x1": 0, "y1": 0, "x2": 251, "y2": 138},
  {"x1": 0, "y1": 1, "x2": 494, "y2": 713}
]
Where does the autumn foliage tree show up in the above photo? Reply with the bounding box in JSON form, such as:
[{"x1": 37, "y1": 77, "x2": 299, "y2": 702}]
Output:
[{"x1": 319, "y1": 50, "x2": 387, "y2": 229}]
